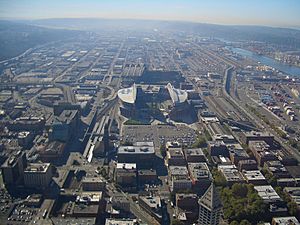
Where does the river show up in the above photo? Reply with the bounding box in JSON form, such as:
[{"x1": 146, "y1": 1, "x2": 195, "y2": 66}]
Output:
[{"x1": 229, "y1": 47, "x2": 300, "y2": 76}]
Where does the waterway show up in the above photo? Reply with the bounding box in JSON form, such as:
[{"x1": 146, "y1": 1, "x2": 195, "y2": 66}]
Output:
[{"x1": 229, "y1": 47, "x2": 300, "y2": 76}]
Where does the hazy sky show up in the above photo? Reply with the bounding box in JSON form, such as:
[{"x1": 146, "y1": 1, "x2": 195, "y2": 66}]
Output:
[{"x1": 0, "y1": 0, "x2": 299, "y2": 28}]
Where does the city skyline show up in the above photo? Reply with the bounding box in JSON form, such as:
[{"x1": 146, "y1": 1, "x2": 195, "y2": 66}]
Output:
[{"x1": 0, "y1": 0, "x2": 300, "y2": 28}]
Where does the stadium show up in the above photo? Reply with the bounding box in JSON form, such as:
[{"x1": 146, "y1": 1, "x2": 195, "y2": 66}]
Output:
[{"x1": 117, "y1": 83, "x2": 194, "y2": 122}]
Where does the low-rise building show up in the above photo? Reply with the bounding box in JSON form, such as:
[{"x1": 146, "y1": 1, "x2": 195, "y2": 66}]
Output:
[
  {"x1": 208, "y1": 141, "x2": 229, "y2": 157},
  {"x1": 105, "y1": 218, "x2": 137, "y2": 225},
  {"x1": 211, "y1": 155, "x2": 232, "y2": 165},
  {"x1": 254, "y1": 185, "x2": 282, "y2": 204},
  {"x1": 242, "y1": 170, "x2": 267, "y2": 185},
  {"x1": 169, "y1": 166, "x2": 192, "y2": 192},
  {"x1": 117, "y1": 142, "x2": 155, "y2": 169},
  {"x1": 187, "y1": 163, "x2": 212, "y2": 194},
  {"x1": 243, "y1": 131, "x2": 274, "y2": 146},
  {"x1": 176, "y1": 193, "x2": 199, "y2": 224},
  {"x1": 73, "y1": 191, "x2": 104, "y2": 217},
  {"x1": 166, "y1": 148, "x2": 186, "y2": 167},
  {"x1": 249, "y1": 141, "x2": 278, "y2": 166},
  {"x1": 218, "y1": 165, "x2": 245, "y2": 185},
  {"x1": 238, "y1": 159, "x2": 258, "y2": 171},
  {"x1": 138, "y1": 169, "x2": 157, "y2": 184},
  {"x1": 213, "y1": 134, "x2": 236, "y2": 144},
  {"x1": 184, "y1": 148, "x2": 206, "y2": 163},
  {"x1": 264, "y1": 161, "x2": 291, "y2": 179},
  {"x1": 283, "y1": 187, "x2": 300, "y2": 208},
  {"x1": 229, "y1": 148, "x2": 250, "y2": 166},
  {"x1": 115, "y1": 163, "x2": 137, "y2": 191},
  {"x1": 81, "y1": 177, "x2": 106, "y2": 191},
  {"x1": 111, "y1": 194, "x2": 131, "y2": 213},
  {"x1": 139, "y1": 195, "x2": 162, "y2": 223},
  {"x1": 272, "y1": 216, "x2": 300, "y2": 225},
  {"x1": 254, "y1": 185, "x2": 287, "y2": 216}
]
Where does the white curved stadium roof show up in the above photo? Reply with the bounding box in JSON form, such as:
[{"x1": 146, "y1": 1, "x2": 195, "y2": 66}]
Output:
[
  {"x1": 117, "y1": 83, "x2": 137, "y2": 104},
  {"x1": 166, "y1": 83, "x2": 188, "y2": 104}
]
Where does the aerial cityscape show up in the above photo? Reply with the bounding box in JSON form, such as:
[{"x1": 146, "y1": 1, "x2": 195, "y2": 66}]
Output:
[{"x1": 0, "y1": 1, "x2": 300, "y2": 225}]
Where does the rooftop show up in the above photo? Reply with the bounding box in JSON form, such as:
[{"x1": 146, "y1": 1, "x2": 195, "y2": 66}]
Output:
[
  {"x1": 188, "y1": 163, "x2": 211, "y2": 180},
  {"x1": 218, "y1": 165, "x2": 244, "y2": 182},
  {"x1": 272, "y1": 216, "x2": 300, "y2": 225},
  {"x1": 254, "y1": 185, "x2": 281, "y2": 203},
  {"x1": 105, "y1": 218, "x2": 137, "y2": 225},
  {"x1": 245, "y1": 131, "x2": 274, "y2": 138},
  {"x1": 118, "y1": 142, "x2": 155, "y2": 155},
  {"x1": 117, "y1": 83, "x2": 137, "y2": 104},
  {"x1": 24, "y1": 163, "x2": 51, "y2": 173},
  {"x1": 116, "y1": 163, "x2": 137, "y2": 170},
  {"x1": 242, "y1": 170, "x2": 266, "y2": 181},
  {"x1": 169, "y1": 166, "x2": 189, "y2": 177},
  {"x1": 166, "y1": 83, "x2": 188, "y2": 104},
  {"x1": 76, "y1": 191, "x2": 102, "y2": 203},
  {"x1": 2, "y1": 150, "x2": 24, "y2": 167},
  {"x1": 184, "y1": 148, "x2": 205, "y2": 156},
  {"x1": 53, "y1": 109, "x2": 78, "y2": 124},
  {"x1": 139, "y1": 195, "x2": 161, "y2": 209},
  {"x1": 283, "y1": 187, "x2": 300, "y2": 206}
]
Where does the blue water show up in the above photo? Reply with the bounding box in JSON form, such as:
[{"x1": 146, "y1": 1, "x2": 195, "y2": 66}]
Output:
[{"x1": 230, "y1": 47, "x2": 300, "y2": 76}]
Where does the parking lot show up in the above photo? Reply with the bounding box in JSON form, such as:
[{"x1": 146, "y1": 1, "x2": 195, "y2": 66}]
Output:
[{"x1": 121, "y1": 124, "x2": 197, "y2": 148}]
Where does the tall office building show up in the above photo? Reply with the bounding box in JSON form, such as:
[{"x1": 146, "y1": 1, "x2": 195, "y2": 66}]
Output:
[
  {"x1": 1, "y1": 151, "x2": 27, "y2": 188},
  {"x1": 24, "y1": 163, "x2": 53, "y2": 189},
  {"x1": 198, "y1": 183, "x2": 222, "y2": 225}
]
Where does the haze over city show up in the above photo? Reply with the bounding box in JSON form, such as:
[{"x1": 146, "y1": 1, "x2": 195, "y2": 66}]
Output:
[{"x1": 0, "y1": 0, "x2": 300, "y2": 28}]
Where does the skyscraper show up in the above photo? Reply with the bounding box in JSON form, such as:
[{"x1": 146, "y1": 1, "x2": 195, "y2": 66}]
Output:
[
  {"x1": 198, "y1": 183, "x2": 222, "y2": 225},
  {"x1": 1, "y1": 151, "x2": 27, "y2": 188}
]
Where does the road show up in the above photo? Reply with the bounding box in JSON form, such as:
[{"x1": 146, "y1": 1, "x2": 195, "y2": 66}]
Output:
[
  {"x1": 224, "y1": 66, "x2": 300, "y2": 161},
  {"x1": 106, "y1": 183, "x2": 160, "y2": 225}
]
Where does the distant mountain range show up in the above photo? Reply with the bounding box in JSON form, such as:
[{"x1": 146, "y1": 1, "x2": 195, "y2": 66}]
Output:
[{"x1": 1, "y1": 18, "x2": 300, "y2": 61}]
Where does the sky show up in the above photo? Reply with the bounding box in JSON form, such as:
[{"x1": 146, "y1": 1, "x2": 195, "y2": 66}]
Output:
[{"x1": 0, "y1": 0, "x2": 299, "y2": 28}]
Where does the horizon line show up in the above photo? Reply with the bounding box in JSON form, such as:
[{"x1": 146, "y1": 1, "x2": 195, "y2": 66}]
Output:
[{"x1": 1, "y1": 16, "x2": 300, "y2": 30}]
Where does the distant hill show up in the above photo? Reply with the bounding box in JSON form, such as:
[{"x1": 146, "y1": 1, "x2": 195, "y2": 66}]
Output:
[
  {"x1": 1, "y1": 18, "x2": 300, "y2": 61},
  {"x1": 27, "y1": 18, "x2": 300, "y2": 49},
  {"x1": 0, "y1": 20, "x2": 82, "y2": 61}
]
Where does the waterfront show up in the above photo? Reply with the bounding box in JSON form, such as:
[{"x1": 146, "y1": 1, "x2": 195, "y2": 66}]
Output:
[{"x1": 230, "y1": 47, "x2": 300, "y2": 76}]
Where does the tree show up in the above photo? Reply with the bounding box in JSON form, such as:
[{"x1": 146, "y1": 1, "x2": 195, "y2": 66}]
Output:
[
  {"x1": 232, "y1": 183, "x2": 248, "y2": 198},
  {"x1": 160, "y1": 145, "x2": 166, "y2": 158},
  {"x1": 212, "y1": 168, "x2": 227, "y2": 187},
  {"x1": 171, "y1": 219, "x2": 184, "y2": 225},
  {"x1": 220, "y1": 183, "x2": 267, "y2": 223},
  {"x1": 169, "y1": 191, "x2": 175, "y2": 202},
  {"x1": 240, "y1": 220, "x2": 252, "y2": 225},
  {"x1": 229, "y1": 221, "x2": 239, "y2": 225},
  {"x1": 287, "y1": 201, "x2": 298, "y2": 216},
  {"x1": 191, "y1": 135, "x2": 206, "y2": 148}
]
